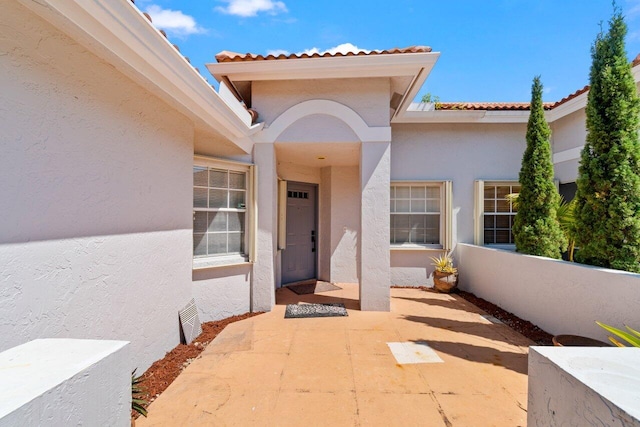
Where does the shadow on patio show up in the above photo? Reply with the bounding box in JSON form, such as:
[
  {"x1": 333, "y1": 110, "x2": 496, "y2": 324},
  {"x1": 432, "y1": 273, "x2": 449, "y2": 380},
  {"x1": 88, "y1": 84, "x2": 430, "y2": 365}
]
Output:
[{"x1": 139, "y1": 284, "x2": 530, "y2": 427}]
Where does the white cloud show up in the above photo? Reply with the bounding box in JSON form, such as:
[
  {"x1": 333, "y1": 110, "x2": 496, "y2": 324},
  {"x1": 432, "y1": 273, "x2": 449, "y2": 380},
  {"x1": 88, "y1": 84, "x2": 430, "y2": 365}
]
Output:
[
  {"x1": 301, "y1": 43, "x2": 371, "y2": 55},
  {"x1": 627, "y1": 0, "x2": 640, "y2": 17},
  {"x1": 216, "y1": 0, "x2": 287, "y2": 17},
  {"x1": 267, "y1": 43, "x2": 371, "y2": 57},
  {"x1": 145, "y1": 5, "x2": 206, "y2": 36},
  {"x1": 266, "y1": 49, "x2": 290, "y2": 56}
]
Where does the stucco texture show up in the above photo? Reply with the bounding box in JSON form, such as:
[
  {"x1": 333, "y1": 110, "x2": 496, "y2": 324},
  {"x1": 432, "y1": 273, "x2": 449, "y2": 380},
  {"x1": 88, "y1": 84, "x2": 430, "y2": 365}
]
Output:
[
  {"x1": 388, "y1": 123, "x2": 525, "y2": 286},
  {"x1": 252, "y1": 78, "x2": 391, "y2": 127},
  {"x1": 457, "y1": 244, "x2": 640, "y2": 341},
  {"x1": 391, "y1": 123, "x2": 526, "y2": 244},
  {"x1": 0, "y1": 2, "x2": 194, "y2": 372}
]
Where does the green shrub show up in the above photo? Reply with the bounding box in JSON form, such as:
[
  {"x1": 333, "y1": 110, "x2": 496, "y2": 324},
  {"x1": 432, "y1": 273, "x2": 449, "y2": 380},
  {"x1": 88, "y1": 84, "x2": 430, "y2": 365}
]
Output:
[
  {"x1": 574, "y1": 11, "x2": 640, "y2": 272},
  {"x1": 513, "y1": 76, "x2": 567, "y2": 258}
]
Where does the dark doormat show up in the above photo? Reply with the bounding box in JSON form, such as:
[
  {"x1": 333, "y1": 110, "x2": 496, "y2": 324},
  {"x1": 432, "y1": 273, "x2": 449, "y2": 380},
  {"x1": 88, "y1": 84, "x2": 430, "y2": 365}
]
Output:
[
  {"x1": 285, "y1": 303, "x2": 348, "y2": 318},
  {"x1": 286, "y1": 281, "x2": 342, "y2": 295}
]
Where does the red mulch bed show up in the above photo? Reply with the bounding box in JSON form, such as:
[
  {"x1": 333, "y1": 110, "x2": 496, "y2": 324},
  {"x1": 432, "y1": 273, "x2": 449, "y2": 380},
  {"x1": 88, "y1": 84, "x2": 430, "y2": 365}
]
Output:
[
  {"x1": 456, "y1": 290, "x2": 553, "y2": 345},
  {"x1": 133, "y1": 312, "x2": 263, "y2": 419}
]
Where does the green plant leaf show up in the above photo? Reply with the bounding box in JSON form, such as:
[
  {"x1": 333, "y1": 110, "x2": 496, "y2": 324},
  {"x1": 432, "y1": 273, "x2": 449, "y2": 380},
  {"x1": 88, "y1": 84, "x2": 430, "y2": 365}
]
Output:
[
  {"x1": 596, "y1": 321, "x2": 640, "y2": 347},
  {"x1": 132, "y1": 369, "x2": 149, "y2": 417},
  {"x1": 626, "y1": 325, "x2": 640, "y2": 339}
]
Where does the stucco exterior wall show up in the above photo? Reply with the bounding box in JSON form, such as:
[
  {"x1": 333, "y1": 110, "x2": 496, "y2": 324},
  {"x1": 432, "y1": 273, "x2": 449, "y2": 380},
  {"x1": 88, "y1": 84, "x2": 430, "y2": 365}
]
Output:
[
  {"x1": 278, "y1": 115, "x2": 361, "y2": 143},
  {"x1": 551, "y1": 108, "x2": 587, "y2": 183},
  {"x1": 390, "y1": 250, "x2": 442, "y2": 287},
  {"x1": 391, "y1": 123, "x2": 525, "y2": 241},
  {"x1": 192, "y1": 266, "x2": 251, "y2": 321},
  {"x1": 328, "y1": 166, "x2": 360, "y2": 283},
  {"x1": 252, "y1": 78, "x2": 391, "y2": 127},
  {"x1": 551, "y1": 109, "x2": 587, "y2": 153},
  {"x1": 319, "y1": 167, "x2": 332, "y2": 281},
  {"x1": 0, "y1": 2, "x2": 194, "y2": 372},
  {"x1": 389, "y1": 123, "x2": 525, "y2": 286}
]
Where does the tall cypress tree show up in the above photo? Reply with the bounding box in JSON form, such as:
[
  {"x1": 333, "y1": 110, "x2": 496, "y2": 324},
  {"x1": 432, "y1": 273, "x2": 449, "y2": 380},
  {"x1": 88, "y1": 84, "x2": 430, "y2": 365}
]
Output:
[
  {"x1": 574, "y1": 11, "x2": 640, "y2": 272},
  {"x1": 513, "y1": 77, "x2": 567, "y2": 258}
]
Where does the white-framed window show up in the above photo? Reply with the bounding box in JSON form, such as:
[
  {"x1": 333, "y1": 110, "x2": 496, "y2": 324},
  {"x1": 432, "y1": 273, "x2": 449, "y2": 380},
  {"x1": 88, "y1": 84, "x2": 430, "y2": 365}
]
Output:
[
  {"x1": 474, "y1": 180, "x2": 520, "y2": 245},
  {"x1": 193, "y1": 157, "x2": 254, "y2": 266},
  {"x1": 390, "y1": 181, "x2": 452, "y2": 249}
]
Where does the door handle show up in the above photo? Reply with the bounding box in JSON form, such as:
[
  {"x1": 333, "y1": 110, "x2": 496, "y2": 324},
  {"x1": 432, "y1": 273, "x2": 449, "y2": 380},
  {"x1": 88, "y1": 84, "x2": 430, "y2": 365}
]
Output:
[{"x1": 311, "y1": 231, "x2": 316, "y2": 252}]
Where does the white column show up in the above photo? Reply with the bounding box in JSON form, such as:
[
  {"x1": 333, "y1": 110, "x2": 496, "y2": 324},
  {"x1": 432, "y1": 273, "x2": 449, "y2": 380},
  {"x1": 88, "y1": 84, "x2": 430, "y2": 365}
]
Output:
[
  {"x1": 252, "y1": 143, "x2": 277, "y2": 312},
  {"x1": 359, "y1": 141, "x2": 391, "y2": 311}
]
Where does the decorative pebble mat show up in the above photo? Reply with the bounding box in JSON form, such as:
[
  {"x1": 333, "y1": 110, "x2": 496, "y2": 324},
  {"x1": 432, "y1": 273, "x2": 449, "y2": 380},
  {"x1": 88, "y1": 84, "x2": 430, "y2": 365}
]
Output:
[
  {"x1": 387, "y1": 341, "x2": 444, "y2": 364},
  {"x1": 284, "y1": 303, "x2": 348, "y2": 318}
]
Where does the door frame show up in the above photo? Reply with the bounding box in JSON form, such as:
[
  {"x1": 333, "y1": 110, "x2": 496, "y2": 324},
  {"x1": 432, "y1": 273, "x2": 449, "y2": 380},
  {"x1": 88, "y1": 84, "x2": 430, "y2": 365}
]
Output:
[{"x1": 281, "y1": 181, "x2": 319, "y2": 285}]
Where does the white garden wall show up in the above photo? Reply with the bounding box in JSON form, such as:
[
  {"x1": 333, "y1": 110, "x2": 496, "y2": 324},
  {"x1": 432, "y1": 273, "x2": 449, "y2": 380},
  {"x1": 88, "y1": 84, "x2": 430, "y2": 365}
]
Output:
[
  {"x1": 0, "y1": 2, "x2": 194, "y2": 372},
  {"x1": 457, "y1": 244, "x2": 640, "y2": 340},
  {"x1": 0, "y1": 339, "x2": 130, "y2": 427}
]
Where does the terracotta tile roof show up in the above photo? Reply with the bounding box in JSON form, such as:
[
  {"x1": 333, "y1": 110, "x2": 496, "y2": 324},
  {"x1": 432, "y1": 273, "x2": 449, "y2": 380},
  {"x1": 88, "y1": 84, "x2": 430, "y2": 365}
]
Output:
[
  {"x1": 549, "y1": 85, "x2": 590, "y2": 109},
  {"x1": 441, "y1": 53, "x2": 640, "y2": 112},
  {"x1": 436, "y1": 102, "x2": 553, "y2": 111},
  {"x1": 215, "y1": 46, "x2": 432, "y2": 63}
]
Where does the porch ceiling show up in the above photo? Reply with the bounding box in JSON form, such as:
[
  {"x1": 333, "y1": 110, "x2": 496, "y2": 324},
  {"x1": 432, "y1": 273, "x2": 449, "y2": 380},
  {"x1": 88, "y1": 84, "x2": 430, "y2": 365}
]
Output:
[{"x1": 275, "y1": 142, "x2": 360, "y2": 168}]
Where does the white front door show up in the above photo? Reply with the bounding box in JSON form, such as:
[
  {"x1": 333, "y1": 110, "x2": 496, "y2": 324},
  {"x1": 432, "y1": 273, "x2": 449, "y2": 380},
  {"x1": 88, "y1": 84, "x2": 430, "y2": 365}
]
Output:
[{"x1": 282, "y1": 182, "x2": 317, "y2": 284}]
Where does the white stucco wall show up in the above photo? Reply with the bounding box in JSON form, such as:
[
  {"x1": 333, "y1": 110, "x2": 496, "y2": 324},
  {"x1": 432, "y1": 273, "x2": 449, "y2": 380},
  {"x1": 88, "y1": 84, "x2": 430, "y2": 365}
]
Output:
[
  {"x1": 0, "y1": 339, "x2": 130, "y2": 427},
  {"x1": 390, "y1": 249, "x2": 442, "y2": 287},
  {"x1": 192, "y1": 266, "x2": 251, "y2": 321},
  {"x1": 390, "y1": 123, "x2": 525, "y2": 285},
  {"x1": 328, "y1": 166, "x2": 360, "y2": 283},
  {"x1": 391, "y1": 123, "x2": 526, "y2": 244},
  {"x1": 252, "y1": 143, "x2": 278, "y2": 309},
  {"x1": 551, "y1": 109, "x2": 587, "y2": 183},
  {"x1": 360, "y1": 141, "x2": 391, "y2": 311},
  {"x1": 319, "y1": 167, "x2": 332, "y2": 281},
  {"x1": 551, "y1": 109, "x2": 587, "y2": 153},
  {"x1": 252, "y1": 78, "x2": 391, "y2": 127},
  {"x1": 457, "y1": 244, "x2": 640, "y2": 340},
  {"x1": 0, "y1": 2, "x2": 194, "y2": 372},
  {"x1": 277, "y1": 115, "x2": 361, "y2": 143},
  {"x1": 528, "y1": 347, "x2": 640, "y2": 427},
  {"x1": 277, "y1": 162, "x2": 322, "y2": 184}
]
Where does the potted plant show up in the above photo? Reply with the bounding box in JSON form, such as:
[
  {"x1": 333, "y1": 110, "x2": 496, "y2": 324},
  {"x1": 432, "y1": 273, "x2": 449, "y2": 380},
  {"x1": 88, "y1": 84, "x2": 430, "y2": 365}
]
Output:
[{"x1": 430, "y1": 253, "x2": 458, "y2": 293}]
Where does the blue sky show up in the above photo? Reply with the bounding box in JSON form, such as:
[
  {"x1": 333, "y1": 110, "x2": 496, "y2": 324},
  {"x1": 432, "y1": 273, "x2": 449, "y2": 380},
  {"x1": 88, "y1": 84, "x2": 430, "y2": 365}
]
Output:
[{"x1": 139, "y1": 0, "x2": 640, "y2": 103}]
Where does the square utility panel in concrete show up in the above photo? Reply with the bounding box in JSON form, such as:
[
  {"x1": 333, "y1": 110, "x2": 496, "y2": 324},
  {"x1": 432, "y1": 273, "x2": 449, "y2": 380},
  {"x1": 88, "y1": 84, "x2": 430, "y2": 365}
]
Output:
[{"x1": 387, "y1": 341, "x2": 444, "y2": 364}]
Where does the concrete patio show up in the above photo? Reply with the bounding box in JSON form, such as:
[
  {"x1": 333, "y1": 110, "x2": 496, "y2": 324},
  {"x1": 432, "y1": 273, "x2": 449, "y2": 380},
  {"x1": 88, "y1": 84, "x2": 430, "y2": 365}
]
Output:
[{"x1": 138, "y1": 284, "x2": 531, "y2": 426}]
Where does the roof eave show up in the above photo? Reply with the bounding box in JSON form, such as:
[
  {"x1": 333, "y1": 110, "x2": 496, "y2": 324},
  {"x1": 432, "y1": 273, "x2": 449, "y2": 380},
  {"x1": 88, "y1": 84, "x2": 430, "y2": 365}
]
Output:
[
  {"x1": 207, "y1": 52, "x2": 441, "y2": 83},
  {"x1": 17, "y1": 0, "x2": 259, "y2": 153},
  {"x1": 394, "y1": 110, "x2": 531, "y2": 124}
]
